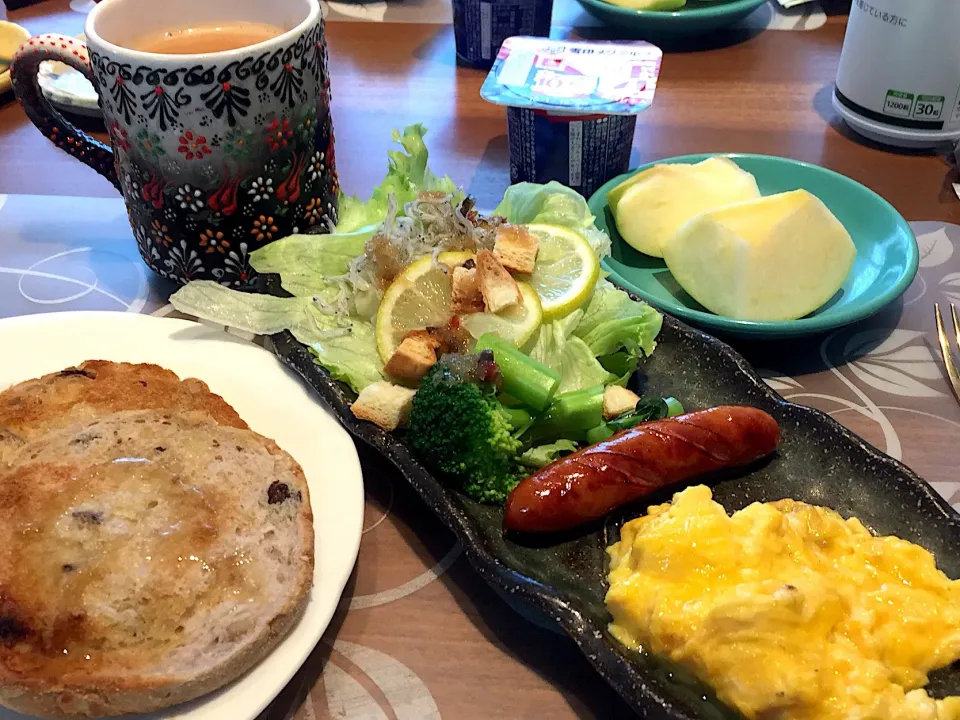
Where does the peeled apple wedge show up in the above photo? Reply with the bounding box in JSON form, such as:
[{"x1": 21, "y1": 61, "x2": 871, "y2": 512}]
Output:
[
  {"x1": 662, "y1": 189, "x2": 856, "y2": 321},
  {"x1": 608, "y1": 157, "x2": 761, "y2": 258}
]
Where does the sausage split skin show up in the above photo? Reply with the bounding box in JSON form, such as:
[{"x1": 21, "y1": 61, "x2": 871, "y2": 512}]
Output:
[{"x1": 504, "y1": 406, "x2": 781, "y2": 534}]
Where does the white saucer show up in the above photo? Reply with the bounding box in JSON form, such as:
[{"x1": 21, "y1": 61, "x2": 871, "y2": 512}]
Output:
[{"x1": 37, "y1": 36, "x2": 102, "y2": 119}]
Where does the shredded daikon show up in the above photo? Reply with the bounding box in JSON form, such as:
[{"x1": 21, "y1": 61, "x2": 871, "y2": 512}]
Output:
[{"x1": 328, "y1": 191, "x2": 505, "y2": 320}]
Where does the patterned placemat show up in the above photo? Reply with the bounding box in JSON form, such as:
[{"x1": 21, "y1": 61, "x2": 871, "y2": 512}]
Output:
[{"x1": 1, "y1": 193, "x2": 957, "y2": 720}]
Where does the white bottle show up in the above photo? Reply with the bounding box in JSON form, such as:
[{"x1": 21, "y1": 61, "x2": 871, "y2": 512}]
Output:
[{"x1": 834, "y1": 0, "x2": 960, "y2": 148}]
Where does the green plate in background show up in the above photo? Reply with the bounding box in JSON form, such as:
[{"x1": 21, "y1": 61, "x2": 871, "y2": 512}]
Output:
[
  {"x1": 573, "y1": 0, "x2": 768, "y2": 35},
  {"x1": 589, "y1": 153, "x2": 919, "y2": 339}
]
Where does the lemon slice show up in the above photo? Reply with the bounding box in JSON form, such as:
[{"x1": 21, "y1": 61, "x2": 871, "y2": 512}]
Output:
[
  {"x1": 460, "y1": 282, "x2": 543, "y2": 348},
  {"x1": 376, "y1": 251, "x2": 473, "y2": 362},
  {"x1": 524, "y1": 223, "x2": 600, "y2": 320}
]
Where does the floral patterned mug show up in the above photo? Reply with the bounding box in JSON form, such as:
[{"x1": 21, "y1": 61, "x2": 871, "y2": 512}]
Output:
[{"x1": 10, "y1": 0, "x2": 337, "y2": 287}]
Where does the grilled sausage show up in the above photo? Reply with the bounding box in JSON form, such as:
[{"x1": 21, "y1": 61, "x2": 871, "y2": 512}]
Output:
[{"x1": 504, "y1": 406, "x2": 780, "y2": 534}]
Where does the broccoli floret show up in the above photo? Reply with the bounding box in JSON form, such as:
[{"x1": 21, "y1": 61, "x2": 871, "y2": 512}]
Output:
[{"x1": 408, "y1": 361, "x2": 523, "y2": 504}]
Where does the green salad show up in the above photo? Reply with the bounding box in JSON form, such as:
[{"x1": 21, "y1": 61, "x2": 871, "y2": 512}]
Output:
[{"x1": 170, "y1": 125, "x2": 677, "y2": 504}]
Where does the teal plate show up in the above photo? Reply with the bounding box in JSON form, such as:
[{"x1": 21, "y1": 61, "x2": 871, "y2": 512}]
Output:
[
  {"x1": 573, "y1": 0, "x2": 767, "y2": 35},
  {"x1": 589, "y1": 153, "x2": 919, "y2": 339}
]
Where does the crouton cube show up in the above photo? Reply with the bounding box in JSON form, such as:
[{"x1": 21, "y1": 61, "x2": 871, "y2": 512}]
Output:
[
  {"x1": 384, "y1": 331, "x2": 440, "y2": 384},
  {"x1": 476, "y1": 249, "x2": 522, "y2": 314},
  {"x1": 351, "y1": 381, "x2": 417, "y2": 431},
  {"x1": 451, "y1": 265, "x2": 485, "y2": 314},
  {"x1": 603, "y1": 386, "x2": 640, "y2": 420},
  {"x1": 494, "y1": 225, "x2": 539, "y2": 275}
]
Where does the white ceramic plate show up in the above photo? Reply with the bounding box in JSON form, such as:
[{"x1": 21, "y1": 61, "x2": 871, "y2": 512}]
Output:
[{"x1": 0, "y1": 311, "x2": 364, "y2": 720}]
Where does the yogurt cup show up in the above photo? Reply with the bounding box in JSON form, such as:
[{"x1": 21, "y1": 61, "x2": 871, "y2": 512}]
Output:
[
  {"x1": 453, "y1": 0, "x2": 553, "y2": 70},
  {"x1": 481, "y1": 37, "x2": 662, "y2": 197}
]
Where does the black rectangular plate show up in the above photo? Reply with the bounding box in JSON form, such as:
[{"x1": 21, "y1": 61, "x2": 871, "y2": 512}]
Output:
[{"x1": 264, "y1": 275, "x2": 960, "y2": 719}]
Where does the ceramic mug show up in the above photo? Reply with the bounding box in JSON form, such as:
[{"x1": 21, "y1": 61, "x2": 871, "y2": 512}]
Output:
[{"x1": 10, "y1": 0, "x2": 337, "y2": 287}]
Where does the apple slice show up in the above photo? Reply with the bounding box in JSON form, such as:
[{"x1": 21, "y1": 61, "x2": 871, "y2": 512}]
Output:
[{"x1": 663, "y1": 189, "x2": 856, "y2": 321}]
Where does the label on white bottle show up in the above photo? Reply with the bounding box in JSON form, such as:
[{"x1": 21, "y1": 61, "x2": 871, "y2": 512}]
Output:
[{"x1": 835, "y1": 0, "x2": 960, "y2": 133}]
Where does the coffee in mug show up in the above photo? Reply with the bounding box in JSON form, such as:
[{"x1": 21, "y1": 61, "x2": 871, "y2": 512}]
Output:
[
  {"x1": 129, "y1": 23, "x2": 285, "y2": 55},
  {"x1": 10, "y1": 0, "x2": 337, "y2": 287}
]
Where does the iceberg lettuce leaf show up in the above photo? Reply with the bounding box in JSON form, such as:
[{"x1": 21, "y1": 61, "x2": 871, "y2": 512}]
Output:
[
  {"x1": 528, "y1": 310, "x2": 615, "y2": 393},
  {"x1": 169, "y1": 281, "x2": 383, "y2": 392},
  {"x1": 249, "y1": 229, "x2": 375, "y2": 300},
  {"x1": 575, "y1": 279, "x2": 662, "y2": 358}
]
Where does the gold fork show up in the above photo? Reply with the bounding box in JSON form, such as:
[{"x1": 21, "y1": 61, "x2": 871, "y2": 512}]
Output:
[{"x1": 935, "y1": 303, "x2": 960, "y2": 403}]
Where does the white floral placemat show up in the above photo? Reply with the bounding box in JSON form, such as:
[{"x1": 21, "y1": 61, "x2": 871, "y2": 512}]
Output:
[
  {"x1": 750, "y1": 222, "x2": 960, "y2": 503},
  {"x1": 1, "y1": 193, "x2": 956, "y2": 720}
]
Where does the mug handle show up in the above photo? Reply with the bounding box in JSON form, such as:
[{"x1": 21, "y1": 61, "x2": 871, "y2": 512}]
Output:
[{"x1": 10, "y1": 34, "x2": 119, "y2": 191}]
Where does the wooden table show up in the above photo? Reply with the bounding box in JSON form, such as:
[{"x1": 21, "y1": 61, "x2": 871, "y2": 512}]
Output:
[
  {"x1": 2, "y1": 2, "x2": 960, "y2": 719},
  {"x1": 6, "y1": 2, "x2": 957, "y2": 222}
]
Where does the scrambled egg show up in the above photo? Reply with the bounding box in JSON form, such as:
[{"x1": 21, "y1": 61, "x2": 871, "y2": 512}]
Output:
[{"x1": 606, "y1": 485, "x2": 960, "y2": 719}]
